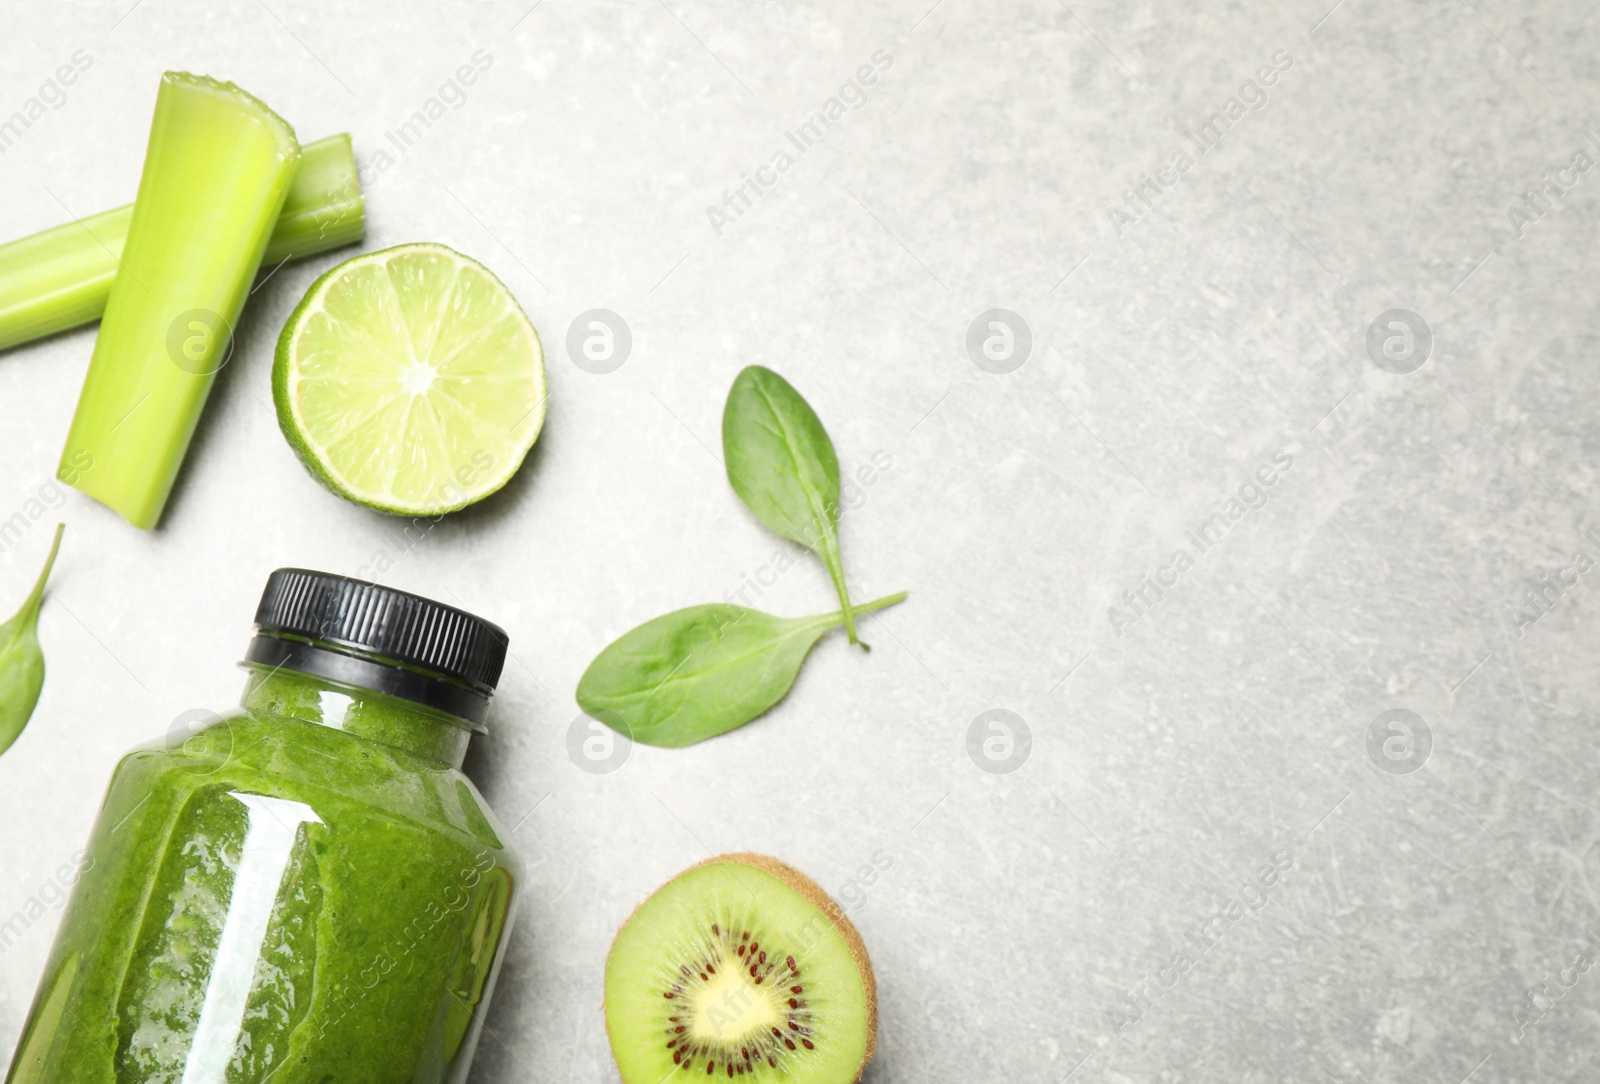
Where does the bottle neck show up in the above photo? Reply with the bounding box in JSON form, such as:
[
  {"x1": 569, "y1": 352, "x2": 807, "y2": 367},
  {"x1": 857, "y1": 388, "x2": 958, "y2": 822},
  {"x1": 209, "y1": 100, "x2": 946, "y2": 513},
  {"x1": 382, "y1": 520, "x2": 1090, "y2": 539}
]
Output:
[{"x1": 239, "y1": 664, "x2": 475, "y2": 768}]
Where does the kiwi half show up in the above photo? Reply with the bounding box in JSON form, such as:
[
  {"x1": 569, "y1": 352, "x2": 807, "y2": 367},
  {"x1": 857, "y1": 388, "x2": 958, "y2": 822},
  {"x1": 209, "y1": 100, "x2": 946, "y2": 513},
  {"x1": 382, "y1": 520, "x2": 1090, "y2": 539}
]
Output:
[{"x1": 604, "y1": 853, "x2": 877, "y2": 1083}]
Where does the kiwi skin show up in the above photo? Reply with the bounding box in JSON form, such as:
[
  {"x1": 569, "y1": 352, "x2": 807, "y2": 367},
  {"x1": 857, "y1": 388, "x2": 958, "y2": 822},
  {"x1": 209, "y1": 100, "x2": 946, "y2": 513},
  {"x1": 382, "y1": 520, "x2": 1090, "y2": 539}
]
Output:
[{"x1": 604, "y1": 852, "x2": 878, "y2": 1083}]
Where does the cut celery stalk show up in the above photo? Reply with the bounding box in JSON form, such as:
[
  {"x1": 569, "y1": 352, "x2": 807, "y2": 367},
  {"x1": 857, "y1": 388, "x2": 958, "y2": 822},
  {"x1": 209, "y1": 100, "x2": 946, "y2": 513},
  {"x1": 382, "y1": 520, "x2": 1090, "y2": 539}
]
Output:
[
  {"x1": 0, "y1": 134, "x2": 362, "y2": 352},
  {"x1": 263, "y1": 133, "x2": 364, "y2": 264},
  {"x1": 59, "y1": 72, "x2": 301, "y2": 529}
]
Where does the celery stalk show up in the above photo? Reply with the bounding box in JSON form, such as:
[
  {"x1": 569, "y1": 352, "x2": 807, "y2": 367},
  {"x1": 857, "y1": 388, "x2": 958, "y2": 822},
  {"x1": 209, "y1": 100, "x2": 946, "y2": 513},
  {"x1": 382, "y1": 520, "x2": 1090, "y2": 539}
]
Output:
[
  {"x1": 59, "y1": 72, "x2": 302, "y2": 529},
  {"x1": 0, "y1": 134, "x2": 362, "y2": 352},
  {"x1": 261, "y1": 133, "x2": 364, "y2": 264}
]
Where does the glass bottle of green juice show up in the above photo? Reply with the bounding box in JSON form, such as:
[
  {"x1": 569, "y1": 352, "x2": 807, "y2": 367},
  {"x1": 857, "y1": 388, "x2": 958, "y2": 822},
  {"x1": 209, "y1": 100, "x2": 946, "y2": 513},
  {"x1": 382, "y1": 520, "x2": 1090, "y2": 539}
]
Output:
[{"x1": 5, "y1": 569, "x2": 522, "y2": 1084}]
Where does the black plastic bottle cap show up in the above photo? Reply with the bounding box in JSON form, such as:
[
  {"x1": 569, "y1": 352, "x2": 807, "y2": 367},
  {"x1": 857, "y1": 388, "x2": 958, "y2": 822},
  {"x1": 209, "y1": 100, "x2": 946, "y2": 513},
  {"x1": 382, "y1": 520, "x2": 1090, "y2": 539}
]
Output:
[{"x1": 243, "y1": 568, "x2": 510, "y2": 728}]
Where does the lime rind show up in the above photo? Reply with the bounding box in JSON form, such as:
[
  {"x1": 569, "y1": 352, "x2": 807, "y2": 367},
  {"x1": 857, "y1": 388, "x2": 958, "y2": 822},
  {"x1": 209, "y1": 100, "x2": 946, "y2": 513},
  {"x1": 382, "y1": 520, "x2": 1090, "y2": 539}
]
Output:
[{"x1": 273, "y1": 242, "x2": 546, "y2": 516}]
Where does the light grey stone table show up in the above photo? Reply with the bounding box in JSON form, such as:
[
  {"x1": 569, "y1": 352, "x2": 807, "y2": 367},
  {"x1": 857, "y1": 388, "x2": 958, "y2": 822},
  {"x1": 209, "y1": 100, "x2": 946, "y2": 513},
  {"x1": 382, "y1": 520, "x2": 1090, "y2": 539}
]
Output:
[{"x1": 2, "y1": 1, "x2": 1598, "y2": 1081}]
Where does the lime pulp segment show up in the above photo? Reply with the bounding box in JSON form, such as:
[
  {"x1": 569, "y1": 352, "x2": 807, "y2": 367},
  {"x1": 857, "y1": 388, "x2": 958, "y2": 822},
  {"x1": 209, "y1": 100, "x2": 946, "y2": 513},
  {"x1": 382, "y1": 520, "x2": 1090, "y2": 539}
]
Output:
[{"x1": 274, "y1": 243, "x2": 546, "y2": 515}]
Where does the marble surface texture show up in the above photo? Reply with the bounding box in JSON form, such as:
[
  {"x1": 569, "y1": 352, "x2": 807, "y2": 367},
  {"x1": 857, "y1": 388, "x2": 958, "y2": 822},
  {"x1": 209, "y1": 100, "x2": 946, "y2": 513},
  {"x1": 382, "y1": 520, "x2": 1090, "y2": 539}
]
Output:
[{"x1": 2, "y1": 1, "x2": 1599, "y2": 1081}]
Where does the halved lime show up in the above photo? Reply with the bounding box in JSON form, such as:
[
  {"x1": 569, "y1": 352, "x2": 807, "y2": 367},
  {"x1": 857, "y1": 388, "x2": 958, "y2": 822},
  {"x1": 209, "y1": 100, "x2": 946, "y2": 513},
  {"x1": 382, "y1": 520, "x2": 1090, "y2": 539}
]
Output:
[{"x1": 273, "y1": 243, "x2": 546, "y2": 516}]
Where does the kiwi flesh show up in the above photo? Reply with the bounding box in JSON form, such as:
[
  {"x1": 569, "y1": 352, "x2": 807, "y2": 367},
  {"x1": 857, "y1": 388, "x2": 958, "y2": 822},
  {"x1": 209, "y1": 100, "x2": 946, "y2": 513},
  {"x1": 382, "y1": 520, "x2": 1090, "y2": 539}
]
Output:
[{"x1": 604, "y1": 852, "x2": 877, "y2": 1083}]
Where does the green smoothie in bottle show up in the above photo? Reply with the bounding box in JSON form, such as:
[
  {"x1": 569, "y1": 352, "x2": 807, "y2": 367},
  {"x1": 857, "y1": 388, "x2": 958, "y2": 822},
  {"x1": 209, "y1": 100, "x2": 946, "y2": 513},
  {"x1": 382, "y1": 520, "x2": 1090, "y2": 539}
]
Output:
[{"x1": 5, "y1": 569, "x2": 521, "y2": 1084}]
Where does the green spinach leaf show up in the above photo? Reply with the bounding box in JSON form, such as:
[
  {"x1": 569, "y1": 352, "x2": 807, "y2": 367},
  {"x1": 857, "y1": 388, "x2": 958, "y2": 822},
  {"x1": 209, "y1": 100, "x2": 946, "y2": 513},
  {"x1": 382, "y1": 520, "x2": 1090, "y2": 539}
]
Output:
[
  {"x1": 721, "y1": 366, "x2": 863, "y2": 645},
  {"x1": 0, "y1": 523, "x2": 64, "y2": 757},
  {"x1": 576, "y1": 591, "x2": 906, "y2": 748}
]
